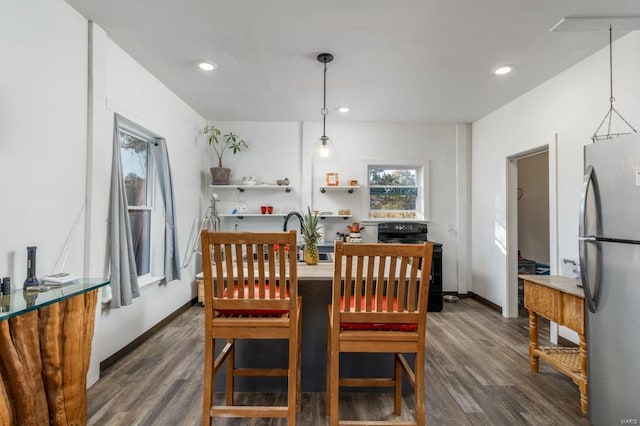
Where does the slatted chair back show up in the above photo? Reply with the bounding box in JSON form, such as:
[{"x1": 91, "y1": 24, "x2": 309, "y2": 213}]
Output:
[
  {"x1": 331, "y1": 241, "x2": 433, "y2": 333},
  {"x1": 200, "y1": 230, "x2": 298, "y2": 317}
]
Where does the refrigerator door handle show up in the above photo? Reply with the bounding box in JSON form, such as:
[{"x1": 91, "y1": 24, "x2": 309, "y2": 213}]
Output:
[{"x1": 579, "y1": 165, "x2": 599, "y2": 313}]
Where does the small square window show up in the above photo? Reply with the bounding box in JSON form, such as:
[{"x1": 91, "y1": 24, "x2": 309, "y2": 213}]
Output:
[{"x1": 368, "y1": 166, "x2": 423, "y2": 219}]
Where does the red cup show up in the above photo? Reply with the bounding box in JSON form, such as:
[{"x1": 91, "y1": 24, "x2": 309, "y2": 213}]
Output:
[
  {"x1": 267, "y1": 206, "x2": 273, "y2": 214},
  {"x1": 260, "y1": 206, "x2": 267, "y2": 214}
]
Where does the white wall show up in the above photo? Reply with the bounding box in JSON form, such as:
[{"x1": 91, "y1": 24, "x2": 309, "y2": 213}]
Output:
[
  {"x1": 88, "y1": 27, "x2": 206, "y2": 384},
  {"x1": 205, "y1": 121, "x2": 303, "y2": 233},
  {"x1": 518, "y1": 151, "x2": 550, "y2": 263},
  {"x1": 208, "y1": 121, "x2": 463, "y2": 292},
  {"x1": 0, "y1": 0, "x2": 88, "y2": 286},
  {"x1": 1, "y1": 0, "x2": 207, "y2": 387},
  {"x1": 472, "y1": 32, "x2": 640, "y2": 308}
]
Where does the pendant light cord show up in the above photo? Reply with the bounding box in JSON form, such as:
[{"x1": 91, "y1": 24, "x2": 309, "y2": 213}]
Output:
[
  {"x1": 609, "y1": 25, "x2": 614, "y2": 108},
  {"x1": 592, "y1": 25, "x2": 637, "y2": 142},
  {"x1": 322, "y1": 62, "x2": 328, "y2": 137}
]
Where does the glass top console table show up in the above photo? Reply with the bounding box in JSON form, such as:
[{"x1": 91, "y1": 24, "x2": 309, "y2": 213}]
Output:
[
  {"x1": 0, "y1": 278, "x2": 109, "y2": 321},
  {"x1": 0, "y1": 278, "x2": 109, "y2": 425}
]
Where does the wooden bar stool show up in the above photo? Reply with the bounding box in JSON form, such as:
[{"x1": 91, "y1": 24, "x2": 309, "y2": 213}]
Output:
[
  {"x1": 326, "y1": 242, "x2": 433, "y2": 426},
  {"x1": 200, "y1": 230, "x2": 301, "y2": 425}
]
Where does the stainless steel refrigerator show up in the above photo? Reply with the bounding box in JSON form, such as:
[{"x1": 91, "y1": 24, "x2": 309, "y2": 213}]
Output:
[{"x1": 580, "y1": 133, "x2": 640, "y2": 425}]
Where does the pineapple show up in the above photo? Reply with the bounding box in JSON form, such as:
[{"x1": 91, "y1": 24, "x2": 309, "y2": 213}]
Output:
[{"x1": 301, "y1": 207, "x2": 322, "y2": 265}]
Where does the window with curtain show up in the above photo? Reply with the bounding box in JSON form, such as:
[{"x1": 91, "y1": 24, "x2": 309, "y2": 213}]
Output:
[
  {"x1": 110, "y1": 115, "x2": 180, "y2": 307},
  {"x1": 117, "y1": 121, "x2": 165, "y2": 281},
  {"x1": 368, "y1": 165, "x2": 424, "y2": 219}
]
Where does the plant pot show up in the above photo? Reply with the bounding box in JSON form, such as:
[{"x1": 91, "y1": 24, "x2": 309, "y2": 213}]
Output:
[{"x1": 210, "y1": 167, "x2": 231, "y2": 185}]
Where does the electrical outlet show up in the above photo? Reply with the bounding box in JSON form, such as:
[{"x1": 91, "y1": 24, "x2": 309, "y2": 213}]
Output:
[{"x1": 561, "y1": 258, "x2": 581, "y2": 280}]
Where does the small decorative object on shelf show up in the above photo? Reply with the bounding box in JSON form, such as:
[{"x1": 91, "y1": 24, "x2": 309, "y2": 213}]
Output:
[
  {"x1": 276, "y1": 177, "x2": 290, "y2": 186},
  {"x1": 23, "y1": 246, "x2": 40, "y2": 288},
  {"x1": 326, "y1": 172, "x2": 339, "y2": 186},
  {"x1": 348, "y1": 180, "x2": 358, "y2": 186},
  {"x1": 202, "y1": 124, "x2": 248, "y2": 185}
]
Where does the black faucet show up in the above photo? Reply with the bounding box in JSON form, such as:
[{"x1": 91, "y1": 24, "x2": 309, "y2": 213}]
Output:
[
  {"x1": 284, "y1": 211, "x2": 305, "y2": 261},
  {"x1": 283, "y1": 211, "x2": 304, "y2": 232}
]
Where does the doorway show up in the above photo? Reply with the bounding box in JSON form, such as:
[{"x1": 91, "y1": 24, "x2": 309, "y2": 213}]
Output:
[
  {"x1": 516, "y1": 151, "x2": 550, "y2": 315},
  {"x1": 505, "y1": 137, "x2": 558, "y2": 318}
]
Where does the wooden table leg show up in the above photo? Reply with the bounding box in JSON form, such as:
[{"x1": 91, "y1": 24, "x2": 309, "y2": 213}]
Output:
[
  {"x1": 528, "y1": 310, "x2": 539, "y2": 373},
  {"x1": 579, "y1": 332, "x2": 588, "y2": 414},
  {"x1": 0, "y1": 290, "x2": 98, "y2": 425}
]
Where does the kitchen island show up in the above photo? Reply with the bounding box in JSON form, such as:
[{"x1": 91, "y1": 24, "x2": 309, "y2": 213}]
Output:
[
  {"x1": 0, "y1": 279, "x2": 109, "y2": 425},
  {"x1": 201, "y1": 261, "x2": 420, "y2": 392}
]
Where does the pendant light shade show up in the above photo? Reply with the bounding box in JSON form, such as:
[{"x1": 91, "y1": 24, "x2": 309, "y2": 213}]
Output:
[
  {"x1": 317, "y1": 135, "x2": 336, "y2": 158},
  {"x1": 314, "y1": 53, "x2": 336, "y2": 159}
]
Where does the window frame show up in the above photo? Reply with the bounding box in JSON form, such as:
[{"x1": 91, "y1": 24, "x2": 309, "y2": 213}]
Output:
[
  {"x1": 116, "y1": 119, "x2": 164, "y2": 283},
  {"x1": 365, "y1": 161, "x2": 430, "y2": 222}
]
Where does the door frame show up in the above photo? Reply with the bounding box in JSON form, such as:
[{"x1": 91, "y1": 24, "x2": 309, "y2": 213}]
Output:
[{"x1": 504, "y1": 135, "x2": 558, "y2": 318}]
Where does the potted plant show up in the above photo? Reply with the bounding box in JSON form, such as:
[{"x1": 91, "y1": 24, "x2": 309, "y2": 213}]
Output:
[
  {"x1": 301, "y1": 207, "x2": 322, "y2": 265},
  {"x1": 203, "y1": 124, "x2": 249, "y2": 184}
]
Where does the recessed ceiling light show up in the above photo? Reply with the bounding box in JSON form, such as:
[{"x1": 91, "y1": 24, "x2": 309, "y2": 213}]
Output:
[
  {"x1": 494, "y1": 66, "x2": 512, "y2": 75},
  {"x1": 198, "y1": 61, "x2": 217, "y2": 71},
  {"x1": 338, "y1": 106, "x2": 350, "y2": 113}
]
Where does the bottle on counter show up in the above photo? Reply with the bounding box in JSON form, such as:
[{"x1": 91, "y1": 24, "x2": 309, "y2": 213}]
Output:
[
  {"x1": 24, "y1": 246, "x2": 40, "y2": 288},
  {"x1": 1, "y1": 277, "x2": 10, "y2": 295},
  {"x1": 0, "y1": 277, "x2": 11, "y2": 312}
]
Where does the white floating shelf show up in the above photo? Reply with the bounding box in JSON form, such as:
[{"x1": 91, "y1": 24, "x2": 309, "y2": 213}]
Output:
[
  {"x1": 319, "y1": 215, "x2": 352, "y2": 220},
  {"x1": 218, "y1": 213, "x2": 287, "y2": 219},
  {"x1": 319, "y1": 185, "x2": 360, "y2": 194},
  {"x1": 211, "y1": 184, "x2": 293, "y2": 193}
]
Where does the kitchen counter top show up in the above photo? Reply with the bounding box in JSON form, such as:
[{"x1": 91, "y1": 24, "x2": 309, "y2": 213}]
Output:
[{"x1": 197, "y1": 259, "x2": 420, "y2": 282}]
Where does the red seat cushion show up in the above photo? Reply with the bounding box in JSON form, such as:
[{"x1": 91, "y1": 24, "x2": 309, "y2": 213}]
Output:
[
  {"x1": 214, "y1": 281, "x2": 290, "y2": 316},
  {"x1": 339, "y1": 295, "x2": 418, "y2": 331},
  {"x1": 339, "y1": 322, "x2": 418, "y2": 331}
]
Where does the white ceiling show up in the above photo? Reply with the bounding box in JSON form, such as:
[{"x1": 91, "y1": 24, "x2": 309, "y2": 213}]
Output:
[{"x1": 64, "y1": 0, "x2": 640, "y2": 123}]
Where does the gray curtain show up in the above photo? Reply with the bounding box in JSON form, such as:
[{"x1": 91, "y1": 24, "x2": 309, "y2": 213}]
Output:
[
  {"x1": 109, "y1": 115, "x2": 140, "y2": 308},
  {"x1": 152, "y1": 139, "x2": 181, "y2": 282}
]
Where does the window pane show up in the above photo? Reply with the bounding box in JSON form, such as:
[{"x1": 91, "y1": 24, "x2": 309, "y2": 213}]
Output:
[
  {"x1": 370, "y1": 194, "x2": 417, "y2": 211},
  {"x1": 369, "y1": 168, "x2": 416, "y2": 186},
  {"x1": 129, "y1": 210, "x2": 151, "y2": 275},
  {"x1": 120, "y1": 134, "x2": 149, "y2": 206}
]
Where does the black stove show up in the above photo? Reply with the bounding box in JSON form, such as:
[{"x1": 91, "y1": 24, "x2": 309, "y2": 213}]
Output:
[{"x1": 378, "y1": 222, "x2": 443, "y2": 312}]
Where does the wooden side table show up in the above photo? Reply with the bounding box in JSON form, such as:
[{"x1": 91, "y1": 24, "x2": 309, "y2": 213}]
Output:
[{"x1": 521, "y1": 275, "x2": 587, "y2": 414}]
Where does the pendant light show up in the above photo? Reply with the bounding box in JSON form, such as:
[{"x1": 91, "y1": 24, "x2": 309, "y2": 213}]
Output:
[
  {"x1": 592, "y1": 25, "x2": 637, "y2": 142},
  {"x1": 314, "y1": 53, "x2": 336, "y2": 158}
]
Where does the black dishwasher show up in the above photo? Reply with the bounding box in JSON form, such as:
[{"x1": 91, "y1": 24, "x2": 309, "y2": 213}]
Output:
[{"x1": 377, "y1": 222, "x2": 443, "y2": 312}]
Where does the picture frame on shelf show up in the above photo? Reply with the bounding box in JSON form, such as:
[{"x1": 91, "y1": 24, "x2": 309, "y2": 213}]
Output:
[{"x1": 326, "y1": 172, "x2": 339, "y2": 186}]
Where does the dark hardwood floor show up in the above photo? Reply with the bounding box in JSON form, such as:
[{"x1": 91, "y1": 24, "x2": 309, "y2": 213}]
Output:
[{"x1": 87, "y1": 298, "x2": 589, "y2": 425}]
